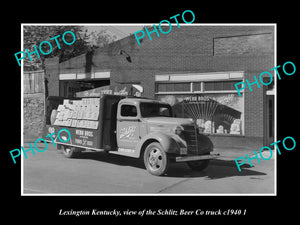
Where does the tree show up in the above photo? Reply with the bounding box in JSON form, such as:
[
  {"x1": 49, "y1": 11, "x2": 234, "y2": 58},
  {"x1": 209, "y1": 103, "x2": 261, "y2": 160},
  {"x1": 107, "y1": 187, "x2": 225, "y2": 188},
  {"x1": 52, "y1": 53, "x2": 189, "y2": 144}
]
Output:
[
  {"x1": 85, "y1": 29, "x2": 117, "y2": 48},
  {"x1": 23, "y1": 26, "x2": 116, "y2": 71}
]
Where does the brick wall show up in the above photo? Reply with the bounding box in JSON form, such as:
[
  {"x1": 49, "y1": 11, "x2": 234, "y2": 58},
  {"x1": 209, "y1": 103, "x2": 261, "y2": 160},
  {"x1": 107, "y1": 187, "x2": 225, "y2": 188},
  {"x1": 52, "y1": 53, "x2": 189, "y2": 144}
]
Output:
[{"x1": 214, "y1": 33, "x2": 273, "y2": 56}]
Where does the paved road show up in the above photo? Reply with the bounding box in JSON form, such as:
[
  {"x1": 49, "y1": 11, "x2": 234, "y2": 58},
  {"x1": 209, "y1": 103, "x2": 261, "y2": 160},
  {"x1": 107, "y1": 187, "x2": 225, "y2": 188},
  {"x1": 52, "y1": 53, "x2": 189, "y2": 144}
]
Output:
[{"x1": 23, "y1": 143, "x2": 275, "y2": 195}]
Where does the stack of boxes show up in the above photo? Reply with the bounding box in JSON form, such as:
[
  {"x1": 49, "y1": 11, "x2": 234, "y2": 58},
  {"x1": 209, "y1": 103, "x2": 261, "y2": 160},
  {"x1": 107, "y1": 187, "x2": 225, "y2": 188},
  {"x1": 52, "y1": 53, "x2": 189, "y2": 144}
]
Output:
[{"x1": 54, "y1": 98, "x2": 100, "y2": 129}]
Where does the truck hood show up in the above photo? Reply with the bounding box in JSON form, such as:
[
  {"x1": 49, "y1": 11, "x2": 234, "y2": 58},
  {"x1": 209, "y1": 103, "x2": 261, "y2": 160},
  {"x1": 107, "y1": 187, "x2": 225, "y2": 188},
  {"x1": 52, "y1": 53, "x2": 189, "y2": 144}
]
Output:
[
  {"x1": 143, "y1": 117, "x2": 194, "y2": 133},
  {"x1": 143, "y1": 117, "x2": 214, "y2": 153}
]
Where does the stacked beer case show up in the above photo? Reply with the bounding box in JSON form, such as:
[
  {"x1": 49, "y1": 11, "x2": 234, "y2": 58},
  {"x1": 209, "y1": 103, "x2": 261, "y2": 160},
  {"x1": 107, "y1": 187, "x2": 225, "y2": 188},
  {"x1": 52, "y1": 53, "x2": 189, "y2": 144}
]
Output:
[
  {"x1": 44, "y1": 94, "x2": 126, "y2": 150},
  {"x1": 53, "y1": 98, "x2": 100, "y2": 129}
]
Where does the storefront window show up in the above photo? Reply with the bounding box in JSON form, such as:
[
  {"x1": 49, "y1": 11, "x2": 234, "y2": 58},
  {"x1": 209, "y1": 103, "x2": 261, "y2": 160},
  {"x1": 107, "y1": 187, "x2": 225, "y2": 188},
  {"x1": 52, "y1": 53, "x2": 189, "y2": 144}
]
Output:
[
  {"x1": 156, "y1": 81, "x2": 244, "y2": 135},
  {"x1": 204, "y1": 81, "x2": 237, "y2": 91},
  {"x1": 156, "y1": 82, "x2": 191, "y2": 93},
  {"x1": 193, "y1": 82, "x2": 202, "y2": 92}
]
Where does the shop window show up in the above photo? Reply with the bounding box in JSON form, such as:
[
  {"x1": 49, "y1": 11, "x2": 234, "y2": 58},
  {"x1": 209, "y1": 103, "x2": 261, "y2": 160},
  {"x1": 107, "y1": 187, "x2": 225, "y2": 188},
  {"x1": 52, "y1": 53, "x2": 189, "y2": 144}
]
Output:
[
  {"x1": 204, "y1": 81, "x2": 240, "y2": 91},
  {"x1": 193, "y1": 82, "x2": 202, "y2": 92},
  {"x1": 156, "y1": 82, "x2": 191, "y2": 93},
  {"x1": 156, "y1": 81, "x2": 241, "y2": 93},
  {"x1": 155, "y1": 73, "x2": 244, "y2": 136},
  {"x1": 157, "y1": 93, "x2": 244, "y2": 135}
]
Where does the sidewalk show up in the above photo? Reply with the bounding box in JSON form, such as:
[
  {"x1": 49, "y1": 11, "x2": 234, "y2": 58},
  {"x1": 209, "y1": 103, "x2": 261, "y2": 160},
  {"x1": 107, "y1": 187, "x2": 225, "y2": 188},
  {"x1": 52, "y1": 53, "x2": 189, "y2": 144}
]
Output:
[
  {"x1": 209, "y1": 135, "x2": 272, "y2": 159},
  {"x1": 214, "y1": 146, "x2": 275, "y2": 160},
  {"x1": 214, "y1": 147, "x2": 254, "y2": 159}
]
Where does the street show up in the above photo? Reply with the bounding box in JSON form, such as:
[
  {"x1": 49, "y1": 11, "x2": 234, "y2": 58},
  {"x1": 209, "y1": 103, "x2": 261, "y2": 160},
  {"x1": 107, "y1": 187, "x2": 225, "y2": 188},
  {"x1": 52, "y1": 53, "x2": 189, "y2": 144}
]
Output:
[{"x1": 23, "y1": 143, "x2": 275, "y2": 195}]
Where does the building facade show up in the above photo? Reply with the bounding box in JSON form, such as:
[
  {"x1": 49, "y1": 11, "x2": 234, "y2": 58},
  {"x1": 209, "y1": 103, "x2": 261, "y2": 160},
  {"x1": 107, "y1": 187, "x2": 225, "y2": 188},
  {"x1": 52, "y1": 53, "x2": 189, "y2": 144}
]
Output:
[{"x1": 44, "y1": 25, "x2": 275, "y2": 149}]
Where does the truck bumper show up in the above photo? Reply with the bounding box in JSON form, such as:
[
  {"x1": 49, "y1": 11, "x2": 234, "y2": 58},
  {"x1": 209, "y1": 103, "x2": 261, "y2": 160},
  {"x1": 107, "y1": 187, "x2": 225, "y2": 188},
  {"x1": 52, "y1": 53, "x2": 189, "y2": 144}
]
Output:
[{"x1": 175, "y1": 153, "x2": 220, "y2": 162}]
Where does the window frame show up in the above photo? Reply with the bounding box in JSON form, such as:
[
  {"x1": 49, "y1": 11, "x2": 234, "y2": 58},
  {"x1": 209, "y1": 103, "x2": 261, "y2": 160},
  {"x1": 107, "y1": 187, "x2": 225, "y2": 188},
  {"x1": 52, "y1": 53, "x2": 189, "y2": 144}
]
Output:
[
  {"x1": 155, "y1": 82, "x2": 192, "y2": 94},
  {"x1": 120, "y1": 104, "x2": 138, "y2": 118},
  {"x1": 155, "y1": 80, "x2": 243, "y2": 95}
]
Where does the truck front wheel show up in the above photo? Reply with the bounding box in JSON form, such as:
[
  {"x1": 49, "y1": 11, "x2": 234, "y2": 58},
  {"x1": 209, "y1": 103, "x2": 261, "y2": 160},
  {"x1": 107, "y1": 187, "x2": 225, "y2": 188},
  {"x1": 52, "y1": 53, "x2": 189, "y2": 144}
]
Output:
[{"x1": 144, "y1": 142, "x2": 169, "y2": 176}]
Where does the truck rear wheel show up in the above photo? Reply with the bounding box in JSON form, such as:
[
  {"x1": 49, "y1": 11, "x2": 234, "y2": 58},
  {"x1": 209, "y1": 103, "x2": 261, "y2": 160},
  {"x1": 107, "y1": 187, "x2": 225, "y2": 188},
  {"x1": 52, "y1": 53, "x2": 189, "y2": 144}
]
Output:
[
  {"x1": 62, "y1": 146, "x2": 80, "y2": 158},
  {"x1": 144, "y1": 142, "x2": 169, "y2": 176}
]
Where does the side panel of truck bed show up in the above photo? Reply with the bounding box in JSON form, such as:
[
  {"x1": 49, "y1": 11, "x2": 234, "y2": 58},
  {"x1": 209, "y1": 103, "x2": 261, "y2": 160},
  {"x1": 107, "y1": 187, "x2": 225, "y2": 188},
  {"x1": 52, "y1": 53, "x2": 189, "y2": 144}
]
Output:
[{"x1": 44, "y1": 125, "x2": 102, "y2": 149}]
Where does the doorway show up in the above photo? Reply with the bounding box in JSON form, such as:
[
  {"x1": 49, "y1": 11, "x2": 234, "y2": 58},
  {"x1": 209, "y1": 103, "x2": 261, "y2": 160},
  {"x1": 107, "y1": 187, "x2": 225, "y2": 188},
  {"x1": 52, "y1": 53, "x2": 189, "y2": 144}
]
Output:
[{"x1": 59, "y1": 79, "x2": 110, "y2": 98}]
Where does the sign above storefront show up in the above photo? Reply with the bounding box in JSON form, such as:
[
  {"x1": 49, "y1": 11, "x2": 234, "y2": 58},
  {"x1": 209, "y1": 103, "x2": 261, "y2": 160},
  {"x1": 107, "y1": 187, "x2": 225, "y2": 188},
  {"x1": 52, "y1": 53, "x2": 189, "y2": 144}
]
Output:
[{"x1": 184, "y1": 95, "x2": 210, "y2": 102}]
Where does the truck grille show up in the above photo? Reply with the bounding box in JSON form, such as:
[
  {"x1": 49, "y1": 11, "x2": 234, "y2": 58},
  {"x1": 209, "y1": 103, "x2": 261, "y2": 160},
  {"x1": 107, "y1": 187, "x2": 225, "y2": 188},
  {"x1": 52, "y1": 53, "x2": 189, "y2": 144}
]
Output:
[{"x1": 182, "y1": 125, "x2": 199, "y2": 155}]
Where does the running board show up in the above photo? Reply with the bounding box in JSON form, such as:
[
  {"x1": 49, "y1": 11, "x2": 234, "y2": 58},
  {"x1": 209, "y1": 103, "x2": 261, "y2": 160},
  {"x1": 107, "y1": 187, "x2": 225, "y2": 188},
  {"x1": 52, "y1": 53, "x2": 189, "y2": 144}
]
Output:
[{"x1": 175, "y1": 153, "x2": 220, "y2": 162}]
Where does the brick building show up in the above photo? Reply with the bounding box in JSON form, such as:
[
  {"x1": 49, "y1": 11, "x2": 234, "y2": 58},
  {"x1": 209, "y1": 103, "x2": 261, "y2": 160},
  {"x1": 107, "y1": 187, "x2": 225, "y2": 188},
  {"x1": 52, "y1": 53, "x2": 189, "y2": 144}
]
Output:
[{"x1": 44, "y1": 25, "x2": 275, "y2": 149}]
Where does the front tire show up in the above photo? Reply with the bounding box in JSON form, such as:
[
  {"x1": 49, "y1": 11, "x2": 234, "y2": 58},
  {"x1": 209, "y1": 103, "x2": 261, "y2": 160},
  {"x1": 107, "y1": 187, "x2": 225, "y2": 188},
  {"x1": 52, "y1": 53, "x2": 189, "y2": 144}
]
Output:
[{"x1": 143, "y1": 142, "x2": 169, "y2": 176}]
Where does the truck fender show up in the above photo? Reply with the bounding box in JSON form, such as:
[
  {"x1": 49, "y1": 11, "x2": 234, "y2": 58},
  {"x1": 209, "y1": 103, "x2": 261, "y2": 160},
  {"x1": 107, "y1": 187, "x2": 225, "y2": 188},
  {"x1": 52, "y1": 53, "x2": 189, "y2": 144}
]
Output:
[{"x1": 135, "y1": 132, "x2": 181, "y2": 157}]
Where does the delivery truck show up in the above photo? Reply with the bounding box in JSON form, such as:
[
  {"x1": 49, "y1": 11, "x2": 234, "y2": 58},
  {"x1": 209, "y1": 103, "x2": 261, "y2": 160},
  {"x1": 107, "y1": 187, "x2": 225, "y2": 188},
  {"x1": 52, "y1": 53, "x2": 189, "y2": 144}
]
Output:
[{"x1": 43, "y1": 93, "x2": 219, "y2": 176}]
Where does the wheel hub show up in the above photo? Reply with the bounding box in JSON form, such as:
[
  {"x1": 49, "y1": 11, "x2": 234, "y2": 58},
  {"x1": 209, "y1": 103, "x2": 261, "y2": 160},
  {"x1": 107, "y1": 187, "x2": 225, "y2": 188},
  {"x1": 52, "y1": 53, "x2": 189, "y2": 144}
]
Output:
[{"x1": 148, "y1": 148, "x2": 162, "y2": 169}]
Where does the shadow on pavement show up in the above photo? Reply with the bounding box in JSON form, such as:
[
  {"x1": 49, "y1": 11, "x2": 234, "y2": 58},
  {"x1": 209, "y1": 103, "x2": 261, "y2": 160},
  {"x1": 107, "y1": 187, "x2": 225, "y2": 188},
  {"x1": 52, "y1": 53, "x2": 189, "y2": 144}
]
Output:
[
  {"x1": 67, "y1": 151, "x2": 145, "y2": 168},
  {"x1": 64, "y1": 151, "x2": 266, "y2": 179},
  {"x1": 166, "y1": 159, "x2": 266, "y2": 179}
]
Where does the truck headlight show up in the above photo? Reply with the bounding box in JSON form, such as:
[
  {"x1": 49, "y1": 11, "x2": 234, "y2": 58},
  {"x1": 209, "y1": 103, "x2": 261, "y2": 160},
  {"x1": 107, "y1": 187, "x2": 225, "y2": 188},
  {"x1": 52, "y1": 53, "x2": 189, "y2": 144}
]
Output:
[{"x1": 173, "y1": 125, "x2": 184, "y2": 135}]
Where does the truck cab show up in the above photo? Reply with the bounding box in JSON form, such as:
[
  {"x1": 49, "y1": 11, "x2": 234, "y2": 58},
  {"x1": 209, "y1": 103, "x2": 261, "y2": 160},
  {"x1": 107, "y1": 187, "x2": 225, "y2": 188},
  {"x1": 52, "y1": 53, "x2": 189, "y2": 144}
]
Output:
[{"x1": 113, "y1": 97, "x2": 217, "y2": 175}]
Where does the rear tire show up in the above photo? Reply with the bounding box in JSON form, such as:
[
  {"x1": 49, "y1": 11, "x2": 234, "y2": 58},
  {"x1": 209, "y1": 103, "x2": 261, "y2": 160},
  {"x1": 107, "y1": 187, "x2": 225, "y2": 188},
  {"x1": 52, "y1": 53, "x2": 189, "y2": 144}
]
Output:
[
  {"x1": 62, "y1": 146, "x2": 80, "y2": 158},
  {"x1": 143, "y1": 142, "x2": 169, "y2": 176}
]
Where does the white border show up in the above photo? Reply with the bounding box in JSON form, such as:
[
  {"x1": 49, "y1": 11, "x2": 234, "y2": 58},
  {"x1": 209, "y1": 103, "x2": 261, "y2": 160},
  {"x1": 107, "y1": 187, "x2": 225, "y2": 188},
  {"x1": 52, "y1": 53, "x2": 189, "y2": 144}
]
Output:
[
  {"x1": 21, "y1": 23, "x2": 277, "y2": 196},
  {"x1": 21, "y1": 25, "x2": 24, "y2": 195},
  {"x1": 274, "y1": 23, "x2": 277, "y2": 196}
]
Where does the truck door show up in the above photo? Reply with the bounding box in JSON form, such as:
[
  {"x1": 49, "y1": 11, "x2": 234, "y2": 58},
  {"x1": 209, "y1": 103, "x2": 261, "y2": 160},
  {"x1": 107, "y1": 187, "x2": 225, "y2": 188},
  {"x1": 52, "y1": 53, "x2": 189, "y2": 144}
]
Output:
[{"x1": 117, "y1": 104, "x2": 140, "y2": 150}]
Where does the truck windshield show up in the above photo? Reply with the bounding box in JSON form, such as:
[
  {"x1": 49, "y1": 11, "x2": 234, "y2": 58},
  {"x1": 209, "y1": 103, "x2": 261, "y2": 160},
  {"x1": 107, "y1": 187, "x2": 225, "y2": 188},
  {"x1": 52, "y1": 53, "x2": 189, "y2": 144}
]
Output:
[{"x1": 140, "y1": 103, "x2": 172, "y2": 117}]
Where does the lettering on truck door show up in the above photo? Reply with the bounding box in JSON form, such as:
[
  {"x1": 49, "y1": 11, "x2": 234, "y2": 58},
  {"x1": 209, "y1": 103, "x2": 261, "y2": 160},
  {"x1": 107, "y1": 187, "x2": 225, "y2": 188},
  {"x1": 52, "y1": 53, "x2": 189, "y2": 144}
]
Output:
[{"x1": 117, "y1": 104, "x2": 140, "y2": 150}]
